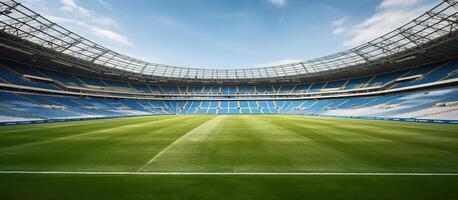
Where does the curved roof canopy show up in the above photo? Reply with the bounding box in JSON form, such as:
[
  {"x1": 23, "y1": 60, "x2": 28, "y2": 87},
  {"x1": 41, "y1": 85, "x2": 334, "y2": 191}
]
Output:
[{"x1": 0, "y1": 0, "x2": 457, "y2": 80}]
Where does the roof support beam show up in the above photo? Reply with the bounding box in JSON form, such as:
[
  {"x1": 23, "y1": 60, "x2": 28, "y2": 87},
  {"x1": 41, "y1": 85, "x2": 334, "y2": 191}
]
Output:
[
  {"x1": 351, "y1": 48, "x2": 370, "y2": 62},
  {"x1": 0, "y1": 0, "x2": 456, "y2": 83},
  {"x1": 0, "y1": 1, "x2": 19, "y2": 15},
  {"x1": 140, "y1": 63, "x2": 149, "y2": 74}
]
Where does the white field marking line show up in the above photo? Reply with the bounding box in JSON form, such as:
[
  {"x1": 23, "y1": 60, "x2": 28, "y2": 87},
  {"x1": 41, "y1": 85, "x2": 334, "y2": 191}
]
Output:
[
  {"x1": 0, "y1": 115, "x2": 193, "y2": 151},
  {"x1": 136, "y1": 115, "x2": 225, "y2": 172},
  {"x1": 1, "y1": 171, "x2": 458, "y2": 176}
]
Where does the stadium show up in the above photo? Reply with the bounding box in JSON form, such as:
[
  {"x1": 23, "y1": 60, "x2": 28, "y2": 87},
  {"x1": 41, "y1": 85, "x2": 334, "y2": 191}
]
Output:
[{"x1": 0, "y1": 0, "x2": 457, "y2": 199}]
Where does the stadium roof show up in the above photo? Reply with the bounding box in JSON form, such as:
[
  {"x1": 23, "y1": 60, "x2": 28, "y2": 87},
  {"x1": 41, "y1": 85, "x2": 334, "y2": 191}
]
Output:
[{"x1": 0, "y1": 0, "x2": 457, "y2": 82}]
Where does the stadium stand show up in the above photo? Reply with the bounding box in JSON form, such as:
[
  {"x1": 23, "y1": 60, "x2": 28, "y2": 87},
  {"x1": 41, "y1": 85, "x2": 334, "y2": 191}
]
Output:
[
  {"x1": 0, "y1": 0, "x2": 457, "y2": 124},
  {"x1": 0, "y1": 57, "x2": 457, "y2": 123}
]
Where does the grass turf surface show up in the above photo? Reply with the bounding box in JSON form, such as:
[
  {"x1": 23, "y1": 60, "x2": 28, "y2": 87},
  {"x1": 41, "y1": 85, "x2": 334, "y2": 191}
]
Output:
[{"x1": 0, "y1": 115, "x2": 458, "y2": 199}]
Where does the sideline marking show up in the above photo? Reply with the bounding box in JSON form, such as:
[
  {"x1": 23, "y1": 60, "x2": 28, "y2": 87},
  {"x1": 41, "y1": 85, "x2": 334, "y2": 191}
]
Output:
[{"x1": 1, "y1": 171, "x2": 458, "y2": 176}]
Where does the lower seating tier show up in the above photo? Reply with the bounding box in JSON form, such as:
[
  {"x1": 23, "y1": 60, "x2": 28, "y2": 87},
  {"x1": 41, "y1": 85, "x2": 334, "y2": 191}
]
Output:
[{"x1": 1, "y1": 87, "x2": 457, "y2": 123}]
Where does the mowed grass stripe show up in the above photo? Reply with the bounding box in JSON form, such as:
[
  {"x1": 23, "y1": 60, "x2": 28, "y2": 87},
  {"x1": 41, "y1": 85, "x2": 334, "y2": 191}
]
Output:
[
  {"x1": 140, "y1": 115, "x2": 378, "y2": 172},
  {"x1": 138, "y1": 115, "x2": 259, "y2": 172},
  {"x1": 263, "y1": 115, "x2": 458, "y2": 172},
  {"x1": 282, "y1": 115, "x2": 457, "y2": 133},
  {"x1": 137, "y1": 115, "x2": 223, "y2": 172},
  {"x1": 0, "y1": 115, "x2": 189, "y2": 150},
  {"x1": 0, "y1": 115, "x2": 215, "y2": 171},
  {"x1": 247, "y1": 115, "x2": 376, "y2": 172},
  {"x1": 272, "y1": 115, "x2": 458, "y2": 147},
  {"x1": 243, "y1": 115, "x2": 382, "y2": 172},
  {"x1": 275, "y1": 115, "x2": 458, "y2": 153},
  {"x1": 0, "y1": 116, "x2": 175, "y2": 148},
  {"x1": 0, "y1": 115, "x2": 457, "y2": 173}
]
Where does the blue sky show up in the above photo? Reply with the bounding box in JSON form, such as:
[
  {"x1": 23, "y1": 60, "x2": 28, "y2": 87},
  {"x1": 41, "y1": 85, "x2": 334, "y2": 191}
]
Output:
[{"x1": 22, "y1": 0, "x2": 438, "y2": 68}]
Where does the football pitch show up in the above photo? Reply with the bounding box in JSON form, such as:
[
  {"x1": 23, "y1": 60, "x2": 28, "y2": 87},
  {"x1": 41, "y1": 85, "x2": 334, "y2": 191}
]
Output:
[{"x1": 0, "y1": 115, "x2": 458, "y2": 199}]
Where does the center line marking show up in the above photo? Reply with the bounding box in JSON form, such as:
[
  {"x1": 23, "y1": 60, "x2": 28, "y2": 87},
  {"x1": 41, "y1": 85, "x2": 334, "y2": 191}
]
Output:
[{"x1": 136, "y1": 115, "x2": 224, "y2": 172}]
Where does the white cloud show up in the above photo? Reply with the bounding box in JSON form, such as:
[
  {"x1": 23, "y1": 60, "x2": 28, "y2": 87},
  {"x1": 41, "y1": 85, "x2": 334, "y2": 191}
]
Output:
[
  {"x1": 332, "y1": 17, "x2": 346, "y2": 35},
  {"x1": 47, "y1": 15, "x2": 133, "y2": 47},
  {"x1": 266, "y1": 0, "x2": 286, "y2": 8},
  {"x1": 60, "y1": 0, "x2": 117, "y2": 27},
  {"x1": 378, "y1": 0, "x2": 417, "y2": 9},
  {"x1": 38, "y1": 0, "x2": 133, "y2": 47},
  {"x1": 332, "y1": 17, "x2": 346, "y2": 27},
  {"x1": 333, "y1": 0, "x2": 432, "y2": 47},
  {"x1": 61, "y1": 0, "x2": 90, "y2": 17},
  {"x1": 90, "y1": 27, "x2": 133, "y2": 47},
  {"x1": 96, "y1": 0, "x2": 112, "y2": 10},
  {"x1": 46, "y1": 15, "x2": 87, "y2": 27},
  {"x1": 333, "y1": 27, "x2": 346, "y2": 35},
  {"x1": 24, "y1": 0, "x2": 46, "y2": 4}
]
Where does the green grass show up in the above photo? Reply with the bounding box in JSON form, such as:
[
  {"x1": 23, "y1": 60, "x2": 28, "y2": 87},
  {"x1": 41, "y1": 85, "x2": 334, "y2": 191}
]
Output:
[{"x1": 0, "y1": 115, "x2": 458, "y2": 199}]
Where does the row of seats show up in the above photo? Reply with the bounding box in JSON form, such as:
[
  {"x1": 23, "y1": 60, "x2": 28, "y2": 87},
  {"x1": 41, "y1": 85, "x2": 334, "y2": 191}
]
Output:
[
  {"x1": 0, "y1": 59, "x2": 457, "y2": 95},
  {"x1": 1, "y1": 87, "x2": 457, "y2": 121},
  {"x1": 0, "y1": 91, "x2": 171, "y2": 120}
]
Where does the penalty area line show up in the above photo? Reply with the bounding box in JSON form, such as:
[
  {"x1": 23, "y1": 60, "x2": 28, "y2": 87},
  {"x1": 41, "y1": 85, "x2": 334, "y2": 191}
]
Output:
[{"x1": 1, "y1": 171, "x2": 458, "y2": 176}]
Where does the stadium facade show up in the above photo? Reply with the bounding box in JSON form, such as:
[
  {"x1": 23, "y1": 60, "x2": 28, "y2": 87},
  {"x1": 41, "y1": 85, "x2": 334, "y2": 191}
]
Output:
[{"x1": 0, "y1": 0, "x2": 457, "y2": 125}]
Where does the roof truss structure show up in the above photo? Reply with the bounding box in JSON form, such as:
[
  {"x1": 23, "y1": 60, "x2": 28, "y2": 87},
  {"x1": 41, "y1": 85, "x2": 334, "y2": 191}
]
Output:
[{"x1": 0, "y1": 0, "x2": 457, "y2": 81}]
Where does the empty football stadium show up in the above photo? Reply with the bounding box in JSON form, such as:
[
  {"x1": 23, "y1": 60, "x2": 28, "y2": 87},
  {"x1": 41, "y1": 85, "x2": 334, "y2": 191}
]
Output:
[{"x1": 0, "y1": 0, "x2": 458, "y2": 199}]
